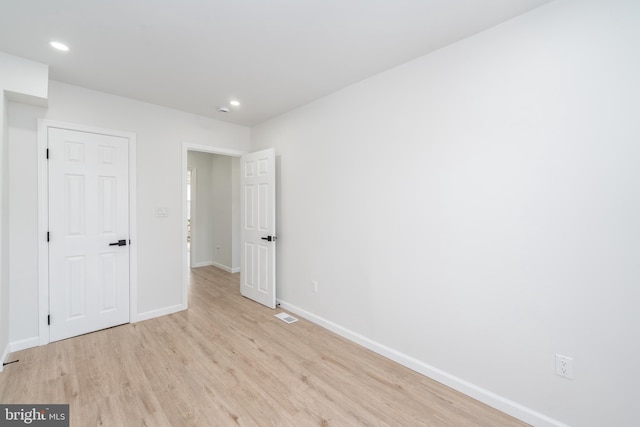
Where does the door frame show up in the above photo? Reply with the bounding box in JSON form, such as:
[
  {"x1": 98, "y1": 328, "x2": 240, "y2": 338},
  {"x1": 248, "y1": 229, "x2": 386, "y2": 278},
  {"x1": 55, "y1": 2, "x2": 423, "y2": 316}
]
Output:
[
  {"x1": 37, "y1": 119, "x2": 137, "y2": 346},
  {"x1": 187, "y1": 166, "x2": 196, "y2": 268},
  {"x1": 181, "y1": 142, "x2": 246, "y2": 307}
]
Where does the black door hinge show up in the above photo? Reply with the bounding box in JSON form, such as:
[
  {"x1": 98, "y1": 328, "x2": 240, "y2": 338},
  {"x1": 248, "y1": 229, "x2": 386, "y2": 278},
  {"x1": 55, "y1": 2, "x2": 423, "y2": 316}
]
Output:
[
  {"x1": 46, "y1": 148, "x2": 49, "y2": 159},
  {"x1": 47, "y1": 315, "x2": 50, "y2": 325},
  {"x1": 47, "y1": 232, "x2": 50, "y2": 242}
]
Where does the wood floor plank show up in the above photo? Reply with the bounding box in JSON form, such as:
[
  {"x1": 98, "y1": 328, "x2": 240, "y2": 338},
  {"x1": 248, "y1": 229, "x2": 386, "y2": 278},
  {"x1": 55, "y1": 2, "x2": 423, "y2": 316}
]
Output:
[{"x1": 0, "y1": 266, "x2": 529, "y2": 426}]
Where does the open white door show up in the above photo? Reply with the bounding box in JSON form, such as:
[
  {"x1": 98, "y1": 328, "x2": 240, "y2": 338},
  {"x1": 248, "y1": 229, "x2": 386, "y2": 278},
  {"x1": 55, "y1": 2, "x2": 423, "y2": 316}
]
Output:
[
  {"x1": 240, "y1": 148, "x2": 276, "y2": 308},
  {"x1": 48, "y1": 127, "x2": 130, "y2": 342}
]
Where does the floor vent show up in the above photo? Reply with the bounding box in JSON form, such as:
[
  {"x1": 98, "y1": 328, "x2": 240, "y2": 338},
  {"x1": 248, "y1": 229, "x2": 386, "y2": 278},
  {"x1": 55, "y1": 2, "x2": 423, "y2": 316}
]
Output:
[{"x1": 275, "y1": 312, "x2": 298, "y2": 324}]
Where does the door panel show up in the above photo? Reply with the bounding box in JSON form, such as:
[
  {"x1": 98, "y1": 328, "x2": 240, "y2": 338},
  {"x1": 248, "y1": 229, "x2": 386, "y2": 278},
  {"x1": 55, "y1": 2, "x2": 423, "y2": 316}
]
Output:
[
  {"x1": 240, "y1": 148, "x2": 276, "y2": 308},
  {"x1": 49, "y1": 128, "x2": 130, "y2": 342}
]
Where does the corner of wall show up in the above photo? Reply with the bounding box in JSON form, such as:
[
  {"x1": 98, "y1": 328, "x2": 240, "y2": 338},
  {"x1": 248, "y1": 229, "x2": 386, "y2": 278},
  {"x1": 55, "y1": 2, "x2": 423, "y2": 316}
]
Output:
[
  {"x1": 0, "y1": 91, "x2": 9, "y2": 371},
  {"x1": 0, "y1": 53, "x2": 50, "y2": 366}
]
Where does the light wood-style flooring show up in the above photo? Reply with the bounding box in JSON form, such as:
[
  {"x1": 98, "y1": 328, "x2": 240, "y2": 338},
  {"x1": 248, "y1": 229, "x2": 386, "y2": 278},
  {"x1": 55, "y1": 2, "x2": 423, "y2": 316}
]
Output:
[{"x1": 0, "y1": 266, "x2": 528, "y2": 426}]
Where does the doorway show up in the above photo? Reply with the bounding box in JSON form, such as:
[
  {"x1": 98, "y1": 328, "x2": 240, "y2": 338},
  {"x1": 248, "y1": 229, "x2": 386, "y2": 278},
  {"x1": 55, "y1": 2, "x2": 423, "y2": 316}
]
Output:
[{"x1": 181, "y1": 143, "x2": 245, "y2": 308}]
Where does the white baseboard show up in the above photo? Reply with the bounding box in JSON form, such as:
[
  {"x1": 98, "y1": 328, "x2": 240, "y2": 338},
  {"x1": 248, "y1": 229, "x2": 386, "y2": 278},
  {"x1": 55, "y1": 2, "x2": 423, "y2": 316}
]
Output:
[
  {"x1": 212, "y1": 262, "x2": 240, "y2": 273},
  {"x1": 191, "y1": 261, "x2": 239, "y2": 273},
  {"x1": 133, "y1": 303, "x2": 185, "y2": 323},
  {"x1": 9, "y1": 337, "x2": 39, "y2": 353},
  {"x1": 277, "y1": 300, "x2": 568, "y2": 427},
  {"x1": 192, "y1": 261, "x2": 213, "y2": 268}
]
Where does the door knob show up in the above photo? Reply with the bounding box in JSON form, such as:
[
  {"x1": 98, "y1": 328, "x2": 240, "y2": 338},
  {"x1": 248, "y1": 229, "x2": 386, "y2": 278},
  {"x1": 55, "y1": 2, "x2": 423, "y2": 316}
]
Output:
[
  {"x1": 109, "y1": 239, "x2": 127, "y2": 246},
  {"x1": 260, "y1": 236, "x2": 277, "y2": 242}
]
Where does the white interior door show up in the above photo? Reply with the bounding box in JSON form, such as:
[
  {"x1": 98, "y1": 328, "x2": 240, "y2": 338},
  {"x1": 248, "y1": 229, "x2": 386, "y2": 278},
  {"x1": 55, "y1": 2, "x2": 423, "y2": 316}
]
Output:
[
  {"x1": 240, "y1": 148, "x2": 276, "y2": 308},
  {"x1": 48, "y1": 127, "x2": 130, "y2": 342}
]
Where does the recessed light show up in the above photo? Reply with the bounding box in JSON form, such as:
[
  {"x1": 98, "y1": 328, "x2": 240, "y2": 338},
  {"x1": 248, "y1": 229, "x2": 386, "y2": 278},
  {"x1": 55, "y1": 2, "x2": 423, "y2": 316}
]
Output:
[
  {"x1": 50, "y1": 41, "x2": 69, "y2": 51},
  {"x1": 230, "y1": 100, "x2": 240, "y2": 107}
]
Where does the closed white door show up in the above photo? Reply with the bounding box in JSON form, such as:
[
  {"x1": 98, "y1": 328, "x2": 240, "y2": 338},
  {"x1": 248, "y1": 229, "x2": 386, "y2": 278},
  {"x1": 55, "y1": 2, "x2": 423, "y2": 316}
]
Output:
[
  {"x1": 48, "y1": 128, "x2": 130, "y2": 342},
  {"x1": 240, "y1": 148, "x2": 276, "y2": 308}
]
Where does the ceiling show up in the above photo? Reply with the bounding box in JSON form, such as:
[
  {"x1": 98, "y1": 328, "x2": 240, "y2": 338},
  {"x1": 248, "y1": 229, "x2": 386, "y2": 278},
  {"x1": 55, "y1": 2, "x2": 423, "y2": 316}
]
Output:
[{"x1": 0, "y1": 0, "x2": 552, "y2": 126}]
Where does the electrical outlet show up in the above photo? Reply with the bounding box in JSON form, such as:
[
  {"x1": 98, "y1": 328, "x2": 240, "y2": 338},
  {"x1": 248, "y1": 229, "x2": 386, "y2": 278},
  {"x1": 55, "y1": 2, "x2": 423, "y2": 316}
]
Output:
[
  {"x1": 555, "y1": 354, "x2": 573, "y2": 379},
  {"x1": 311, "y1": 280, "x2": 318, "y2": 293}
]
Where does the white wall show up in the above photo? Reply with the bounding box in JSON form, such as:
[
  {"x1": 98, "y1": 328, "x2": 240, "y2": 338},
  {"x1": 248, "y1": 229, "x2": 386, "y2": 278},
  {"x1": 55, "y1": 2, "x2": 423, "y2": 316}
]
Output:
[
  {"x1": 211, "y1": 155, "x2": 234, "y2": 271},
  {"x1": 250, "y1": 1, "x2": 640, "y2": 426},
  {"x1": 0, "y1": 52, "x2": 48, "y2": 367},
  {"x1": 8, "y1": 104, "x2": 41, "y2": 348},
  {"x1": 8, "y1": 80, "x2": 250, "y2": 344},
  {"x1": 187, "y1": 151, "x2": 214, "y2": 266},
  {"x1": 0, "y1": 52, "x2": 48, "y2": 105},
  {"x1": 231, "y1": 157, "x2": 240, "y2": 270}
]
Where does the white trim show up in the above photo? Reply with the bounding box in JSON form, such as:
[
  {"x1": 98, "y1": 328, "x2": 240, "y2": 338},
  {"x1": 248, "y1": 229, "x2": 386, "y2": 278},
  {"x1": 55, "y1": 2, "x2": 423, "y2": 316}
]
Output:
[
  {"x1": 184, "y1": 143, "x2": 246, "y2": 158},
  {"x1": 192, "y1": 261, "x2": 213, "y2": 268},
  {"x1": 128, "y1": 130, "x2": 138, "y2": 323},
  {"x1": 9, "y1": 337, "x2": 39, "y2": 352},
  {"x1": 190, "y1": 261, "x2": 239, "y2": 273},
  {"x1": 37, "y1": 119, "x2": 138, "y2": 342},
  {"x1": 212, "y1": 262, "x2": 239, "y2": 273},
  {"x1": 181, "y1": 142, "x2": 246, "y2": 311},
  {"x1": 135, "y1": 303, "x2": 184, "y2": 323},
  {"x1": 277, "y1": 299, "x2": 569, "y2": 427},
  {"x1": 37, "y1": 120, "x2": 48, "y2": 346},
  {"x1": 187, "y1": 166, "x2": 196, "y2": 268},
  {"x1": 0, "y1": 343, "x2": 9, "y2": 372}
]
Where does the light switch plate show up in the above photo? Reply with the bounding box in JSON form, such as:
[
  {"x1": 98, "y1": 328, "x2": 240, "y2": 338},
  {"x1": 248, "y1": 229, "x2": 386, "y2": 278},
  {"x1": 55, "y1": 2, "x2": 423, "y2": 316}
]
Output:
[{"x1": 155, "y1": 207, "x2": 168, "y2": 218}]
